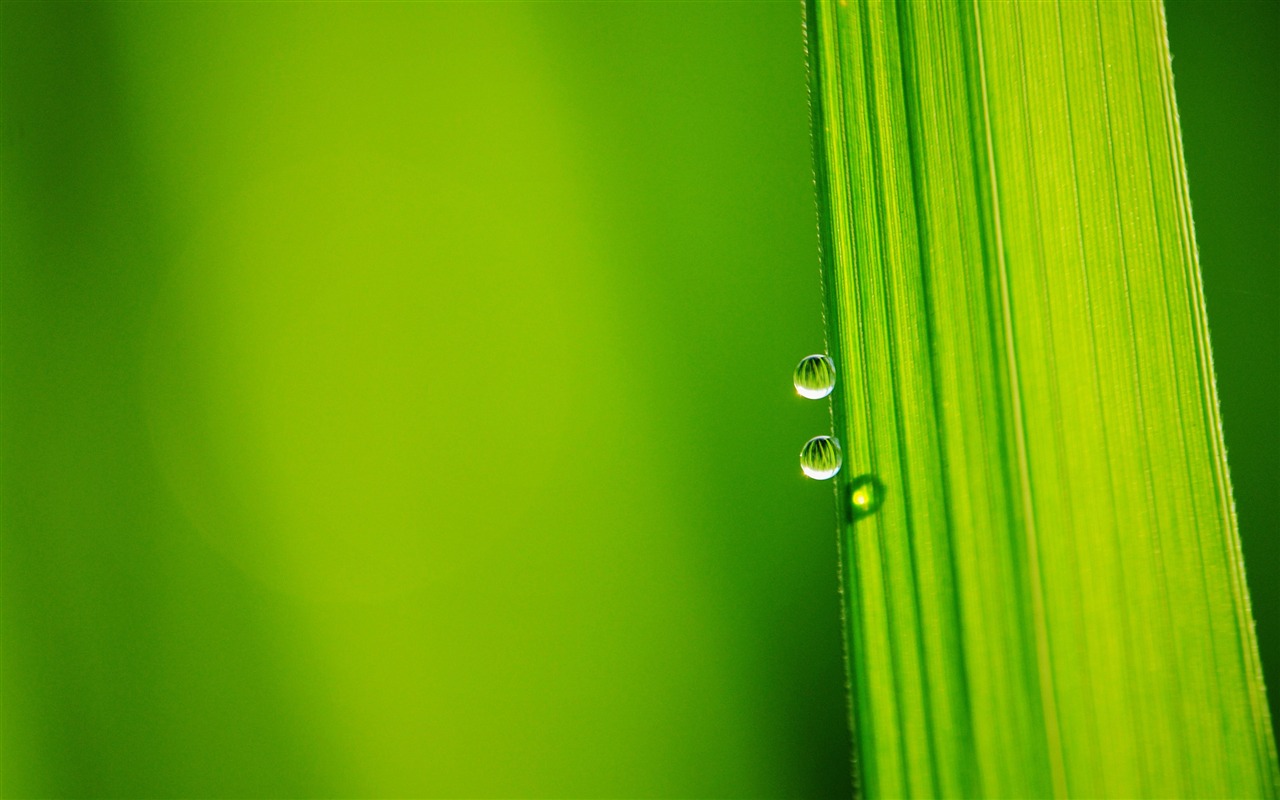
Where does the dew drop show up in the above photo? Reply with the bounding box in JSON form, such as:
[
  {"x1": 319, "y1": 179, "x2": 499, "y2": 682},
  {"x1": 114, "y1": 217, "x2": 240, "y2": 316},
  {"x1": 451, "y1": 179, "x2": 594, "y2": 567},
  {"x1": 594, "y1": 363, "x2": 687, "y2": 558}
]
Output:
[
  {"x1": 793, "y1": 354, "x2": 836, "y2": 399},
  {"x1": 847, "y1": 474, "x2": 886, "y2": 519},
  {"x1": 800, "y1": 435, "x2": 842, "y2": 480}
]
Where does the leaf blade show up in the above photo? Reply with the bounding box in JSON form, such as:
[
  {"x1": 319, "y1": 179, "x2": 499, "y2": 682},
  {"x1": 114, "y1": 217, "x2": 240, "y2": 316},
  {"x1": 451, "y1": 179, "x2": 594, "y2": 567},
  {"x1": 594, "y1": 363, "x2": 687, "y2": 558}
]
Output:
[{"x1": 806, "y1": 0, "x2": 1279, "y2": 795}]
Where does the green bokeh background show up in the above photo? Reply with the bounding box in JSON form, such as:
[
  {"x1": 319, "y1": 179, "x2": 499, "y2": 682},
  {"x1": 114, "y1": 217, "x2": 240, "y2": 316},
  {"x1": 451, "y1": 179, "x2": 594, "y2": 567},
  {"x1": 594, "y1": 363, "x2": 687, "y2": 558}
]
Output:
[
  {"x1": 1164, "y1": 0, "x2": 1280, "y2": 739},
  {"x1": 0, "y1": 2, "x2": 1273, "y2": 798}
]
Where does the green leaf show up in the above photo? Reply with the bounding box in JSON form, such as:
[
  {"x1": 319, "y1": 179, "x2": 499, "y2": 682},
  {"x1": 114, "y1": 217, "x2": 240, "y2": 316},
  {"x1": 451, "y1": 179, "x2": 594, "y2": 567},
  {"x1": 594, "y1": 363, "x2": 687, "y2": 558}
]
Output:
[{"x1": 804, "y1": 0, "x2": 1279, "y2": 796}]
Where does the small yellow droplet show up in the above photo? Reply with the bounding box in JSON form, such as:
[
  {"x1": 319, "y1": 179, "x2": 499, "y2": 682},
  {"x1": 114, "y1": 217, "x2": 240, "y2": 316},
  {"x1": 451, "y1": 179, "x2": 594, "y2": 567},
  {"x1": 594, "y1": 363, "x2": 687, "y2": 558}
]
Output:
[{"x1": 848, "y1": 474, "x2": 885, "y2": 519}]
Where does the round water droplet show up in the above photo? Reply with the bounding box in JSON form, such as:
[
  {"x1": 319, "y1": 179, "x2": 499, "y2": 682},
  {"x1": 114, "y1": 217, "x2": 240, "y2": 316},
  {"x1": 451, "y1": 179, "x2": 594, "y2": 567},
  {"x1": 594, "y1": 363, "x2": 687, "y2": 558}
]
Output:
[
  {"x1": 848, "y1": 474, "x2": 886, "y2": 519},
  {"x1": 800, "y1": 435, "x2": 842, "y2": 480},
  {"x1": 793, "y1": 354, "x2": 836, "y2": 399}
]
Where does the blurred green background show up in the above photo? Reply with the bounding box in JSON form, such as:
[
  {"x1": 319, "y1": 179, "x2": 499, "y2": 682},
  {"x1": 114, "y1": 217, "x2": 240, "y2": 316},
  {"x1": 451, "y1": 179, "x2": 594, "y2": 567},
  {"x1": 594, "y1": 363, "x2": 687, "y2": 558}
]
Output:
[
  {"x1": 1164, "y1": 0, "x2": 1280, "y2": 740},
  {"x1": 0, "y1": 2, "x2": 1274, "y2": 798}
]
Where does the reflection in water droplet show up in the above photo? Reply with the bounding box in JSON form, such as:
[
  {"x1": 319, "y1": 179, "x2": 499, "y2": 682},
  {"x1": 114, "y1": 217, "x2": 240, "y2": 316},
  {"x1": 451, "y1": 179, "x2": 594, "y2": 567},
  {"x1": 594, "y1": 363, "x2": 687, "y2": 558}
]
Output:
[
  {"x1": 848, "y1": 474, "x2": 886, "y2": 519},
  {"x1": 793, "y1": 354, "x2": 837, "y2": 399},
  {"x1": 800, "y1": 436, "x2": 842, "y2": 480}
]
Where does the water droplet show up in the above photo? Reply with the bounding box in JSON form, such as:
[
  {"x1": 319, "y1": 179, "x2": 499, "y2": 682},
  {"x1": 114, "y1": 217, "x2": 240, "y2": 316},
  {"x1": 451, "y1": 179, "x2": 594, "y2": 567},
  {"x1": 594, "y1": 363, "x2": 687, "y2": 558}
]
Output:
[
  {"x1": 848, "y1": 474, "x2": 886, "y2": 519},
  {"x1": 793, "y1": 354, "x2": 836, "y2": 399},
  {"x1": 800, "y1": 436, "x2": 842, "y2": 480}
]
